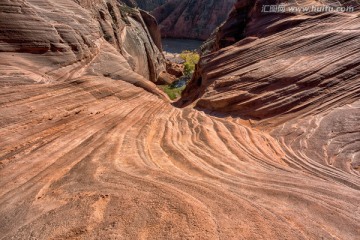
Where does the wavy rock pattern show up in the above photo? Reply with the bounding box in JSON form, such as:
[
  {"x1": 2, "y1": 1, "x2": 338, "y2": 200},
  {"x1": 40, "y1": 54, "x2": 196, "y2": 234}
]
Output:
[
  {"x1": 181, "y1": 0, "x2": 360, "y2": 126},
  {"x1": 0, "y1": 0, "x2": 360, "y2": 239},
  {"x1": 0, "y1": 0, "x2": 166, "y2": 83},
  {"x1": 1, "y1": 76, "x2": 359, "y2": 239}
]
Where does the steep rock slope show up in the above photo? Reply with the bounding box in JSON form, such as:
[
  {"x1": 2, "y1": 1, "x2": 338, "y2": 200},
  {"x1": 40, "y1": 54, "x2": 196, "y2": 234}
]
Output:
[
  {"x1": 0, "y1": 0, "x2": 166, "y2": 84},
  {"x1": 179, "y1": 0, "x2": 360, "y2": 191},
  {"x1": 181, "y1": 0, "x2": 360, "y2": 126},
  {"x1": 152, "y1": 0, "x2": 237, "y2": 40},
  {"x1": 0, "y1": 0, "x2": 360, "y2": 239}
]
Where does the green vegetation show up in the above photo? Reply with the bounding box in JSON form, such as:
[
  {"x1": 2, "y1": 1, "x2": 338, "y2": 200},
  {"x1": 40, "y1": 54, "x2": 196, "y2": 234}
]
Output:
[
  {"x1": 159, "y1": 84, "x2": 186, "y2": 100},
  {"x1": 159, "y1": 50, "x2": 200, "y2": 100},
  {"x1": 179, "y1": 50, "x2": 200, "y2": 76}
]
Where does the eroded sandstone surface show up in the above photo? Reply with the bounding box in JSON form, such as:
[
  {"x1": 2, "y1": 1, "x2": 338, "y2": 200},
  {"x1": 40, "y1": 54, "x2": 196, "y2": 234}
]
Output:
[
  {"x1": 0, "y1": 0, "x2": 360, "y2": 239},
  {"x1": 181, "y1": 0, "x2": 360, "y2": 126},
  {"x1": 0, "y1": 0, "x2": 167, "y2": 85}
]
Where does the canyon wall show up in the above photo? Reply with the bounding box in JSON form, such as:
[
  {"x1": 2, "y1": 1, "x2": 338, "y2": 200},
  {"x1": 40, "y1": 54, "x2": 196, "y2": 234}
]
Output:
[
  {"x1": 181, "y1": 0, "x2": 360, "y2": 126},
  {"x1": 0, "y1": 0, "x2": 167, "y2": 86},
  {"x1": 152, "y1": 0, "x2": 237, "y2": 40},
  {"x1": 122, "y1": 0, "x2": 237, "y2": 40}
]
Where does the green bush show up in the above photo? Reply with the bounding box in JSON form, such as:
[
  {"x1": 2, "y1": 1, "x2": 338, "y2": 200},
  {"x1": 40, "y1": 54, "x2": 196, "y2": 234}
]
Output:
[
  {"x1": 179, "y1": 50, "x2": 200, "y2": 76},
  {"x1": 159, "y1": 85, "x2": 186, "y2": 100},
  {"x1": 158, "y1": 51, "x2": 199, "y2": 100}
]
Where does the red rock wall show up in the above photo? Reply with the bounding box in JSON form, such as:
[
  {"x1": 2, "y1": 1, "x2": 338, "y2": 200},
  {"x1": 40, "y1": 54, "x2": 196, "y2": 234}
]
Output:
[{"x1": 151, "y1": 0, "x2": 237, "y2": 40}]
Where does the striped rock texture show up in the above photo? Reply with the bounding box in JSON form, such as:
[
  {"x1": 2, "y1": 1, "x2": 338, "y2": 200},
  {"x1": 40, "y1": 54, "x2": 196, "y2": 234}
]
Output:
[
  {"x1": 181, "y1": 0, "x2": 360, "y2": 127},
  {"x1": 1, "y1": 0, "x2": 360, "y2": 239},
  {"x1": 0, "y1": 0, "x2": 166, "y2": 84}
]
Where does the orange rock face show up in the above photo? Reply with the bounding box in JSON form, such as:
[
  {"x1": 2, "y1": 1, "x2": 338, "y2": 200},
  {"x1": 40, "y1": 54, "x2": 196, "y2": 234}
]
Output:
[{"x1": 0, "y1": 0, "x2": 360, "y2": 239}]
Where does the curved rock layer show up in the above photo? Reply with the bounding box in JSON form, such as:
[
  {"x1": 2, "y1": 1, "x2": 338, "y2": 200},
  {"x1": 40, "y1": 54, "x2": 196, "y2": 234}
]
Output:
[
  {"x1": 180, "y1": 0, "x2": 360, "y2": 174},
  {"x1": 1, "y1": 76, "x2": 360, "y2": 239},
  {"x1": 0, "y1": 0, "x2": 360, "y2": 239},
  {"x1": 0, "y1": 0, "x2": 166, "y2": 84},
  {"x1": 151, "y1": 0, "x2": 237, "y2": 40},
  {"x1": 181, "y1": 0, "x2": 360, "y2": 126}
]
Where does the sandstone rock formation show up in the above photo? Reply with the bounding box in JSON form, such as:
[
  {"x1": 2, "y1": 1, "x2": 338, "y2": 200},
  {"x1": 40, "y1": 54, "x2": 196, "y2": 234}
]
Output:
[
  {"x1": 1, "y1": 0, "x2": 360, "y2": 239},
  {"x1": 156, "y1": 60, "x2": 184, "y2": 85},
  {"x1": 166, "y1": 60, "x2": 184, "y2": 77},
  {"x1": 181, "y1": 0, "x2": 360, "y2": 127},
  {"x1": 152, "y1": 0, "x2": 237, "y2": 40},
  {"x1": 180, "y1": 0, "x2": 360, "y2": 179},
  {"x1": 139, "y1": 9, "x2": 163, "y2": 51},
  {"x1": 0, "y1": 0, "x2": 166, "y2": 85},
  {"x1": 157, "y1": 71, "x2": 176, "y2": 84}
]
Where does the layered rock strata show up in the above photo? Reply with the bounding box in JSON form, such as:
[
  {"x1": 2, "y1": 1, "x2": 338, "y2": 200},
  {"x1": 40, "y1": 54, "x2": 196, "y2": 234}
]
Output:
[
  {"x1": 0, "y1": 0, "x2": 359, "y2": 239},
  {"x1": 181, "y1": 0, "x2": 360, "y2": 127},
  {"x1": 0, "y1": 0, "x2": 166, "y2": 85}
]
